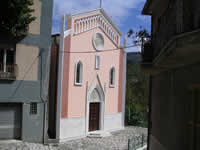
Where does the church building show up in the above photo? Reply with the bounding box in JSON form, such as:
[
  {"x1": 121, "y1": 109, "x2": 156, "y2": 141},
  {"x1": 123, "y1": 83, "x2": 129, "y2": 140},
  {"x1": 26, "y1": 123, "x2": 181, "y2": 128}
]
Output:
[{"x1": 49, "y1": 8, "x2": 126, "y2": 142}]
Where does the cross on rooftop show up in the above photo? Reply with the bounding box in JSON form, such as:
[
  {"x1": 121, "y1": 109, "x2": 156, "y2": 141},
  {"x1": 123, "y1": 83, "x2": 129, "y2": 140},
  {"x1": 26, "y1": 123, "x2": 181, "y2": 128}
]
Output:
[{"x1": 100, "y1": 0, "x2": 102, "y2": 8}]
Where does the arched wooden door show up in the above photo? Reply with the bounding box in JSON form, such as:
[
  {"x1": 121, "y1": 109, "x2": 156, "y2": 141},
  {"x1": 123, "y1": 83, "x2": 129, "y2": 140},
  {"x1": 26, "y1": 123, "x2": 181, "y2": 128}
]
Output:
[{"x1": 89, "y1": 88, "x2": 101, "y2": 132}]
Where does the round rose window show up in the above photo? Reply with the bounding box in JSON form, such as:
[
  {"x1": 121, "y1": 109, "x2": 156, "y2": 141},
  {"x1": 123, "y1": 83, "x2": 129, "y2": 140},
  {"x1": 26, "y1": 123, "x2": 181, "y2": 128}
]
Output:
[{"x1": 93, "y1": 33, "x2": 104, "y2": 51}]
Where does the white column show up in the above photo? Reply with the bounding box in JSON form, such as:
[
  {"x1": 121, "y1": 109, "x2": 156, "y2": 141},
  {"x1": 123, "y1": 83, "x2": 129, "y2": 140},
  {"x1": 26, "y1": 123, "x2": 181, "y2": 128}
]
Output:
[
  {"x1": 93, "y1": 17, "x2": 96, "y2": 28},
  {"x1": 3, "y1": 49, "x2": 7, "y2": 72},
  {"x1": 95, "y1": 17, "x2": 97, "y2": 27},
  {"x1": 99, "y1": 17, "x2": 102, "y2": 27},
  {"x1": 90, "y1": 17, "x2": 92, "y2": 29},
  {"x1": 83, "y1": 20, "x2": 85, "y2": 32},
  {"x1": 74, "y1": 22, "x2": 76, "y2": 34},
  {"x1": 91, "y1": 17, "x2": 94, "y2": 28},
  {"x1": 97, "y1": 16, "x2": 99, "y2": 27},
  {"x1": 93, "y1": 17, "x2": 95, "y2": 28},
  {"x1": 100, "y1": 17, "x2": 103, "y2": 28},
  {"x1": 78, "y1": 21, "x2": 80, "y2": 33},
  {"x1": 89, "y1": 17, "x2": 91, "y2": 29},
  {"x1": 111, "y1": 32, "x2": 114, "y2": 40},
  {"x1": 80, "y1": 20, "x2": 83, "y2": 32},
  {"x1": 121, "y1": 36, "x2": 127, "y2": 128},
  {"x1": 94, "y1": 17, "x2": 96, "y2": 27},
  {"x1": 85, "y1": 20, "x2": 87, "y2": 31},
  {"x1": 84, "y1": 20, "x2": 86, "y2": 31},
  {"x1": 87, "y1": 19, "x2": 89, "y2": 30},
  {"x1": 75, "y1": 22, "x2": 78, "y2": 34}
]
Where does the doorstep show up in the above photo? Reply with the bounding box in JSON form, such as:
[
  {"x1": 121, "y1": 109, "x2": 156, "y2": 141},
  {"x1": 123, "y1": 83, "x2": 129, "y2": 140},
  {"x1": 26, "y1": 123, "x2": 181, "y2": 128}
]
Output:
[{"x1": 87, "y1": 130, "x2": 111, "y2": 138}]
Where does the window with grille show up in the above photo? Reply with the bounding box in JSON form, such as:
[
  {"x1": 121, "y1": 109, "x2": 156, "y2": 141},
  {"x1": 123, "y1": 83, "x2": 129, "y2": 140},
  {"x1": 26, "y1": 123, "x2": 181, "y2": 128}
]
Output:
[
  {"x1": 0, "y1": 49, "x2": 15, "y2": 73},
  {"x1": 30, "y1": 103, "x2": 37, "y2": 115}
]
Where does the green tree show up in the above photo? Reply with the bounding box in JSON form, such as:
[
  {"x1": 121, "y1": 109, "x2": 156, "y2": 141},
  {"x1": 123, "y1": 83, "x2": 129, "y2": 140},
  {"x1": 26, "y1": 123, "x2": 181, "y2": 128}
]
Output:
[
  {"x1": 0, "y1": 0, "x2": 36, "y2": 38},
  {"x1": 128, "y1": 26, "x2": 151, "y2": 45},
  {"x1": 125, "y1": 27, "x2": 150, "y2": 127},
  {"x1": 125, "y1": 61, "x2": 149, "y2": 127}
]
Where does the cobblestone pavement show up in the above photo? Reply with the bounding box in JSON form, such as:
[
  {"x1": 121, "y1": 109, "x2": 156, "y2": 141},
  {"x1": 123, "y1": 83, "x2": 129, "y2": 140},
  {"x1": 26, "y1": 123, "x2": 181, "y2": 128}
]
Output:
[{"x1": 0, "y1": 127, "x2": 147, "y2": 150}]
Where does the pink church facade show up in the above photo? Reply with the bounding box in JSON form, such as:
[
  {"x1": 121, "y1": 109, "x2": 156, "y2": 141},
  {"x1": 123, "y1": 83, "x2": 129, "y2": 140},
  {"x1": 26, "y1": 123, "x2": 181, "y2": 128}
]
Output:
[{"x1": 50, "y1": 8, "x2": 127, "y2": 142}]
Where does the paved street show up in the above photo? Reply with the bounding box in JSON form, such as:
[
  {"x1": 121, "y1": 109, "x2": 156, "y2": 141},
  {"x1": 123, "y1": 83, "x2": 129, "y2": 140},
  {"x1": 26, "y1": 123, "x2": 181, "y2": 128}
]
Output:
[{"x1": 0, "y1": 127, "x2": 147, "y2": 150}]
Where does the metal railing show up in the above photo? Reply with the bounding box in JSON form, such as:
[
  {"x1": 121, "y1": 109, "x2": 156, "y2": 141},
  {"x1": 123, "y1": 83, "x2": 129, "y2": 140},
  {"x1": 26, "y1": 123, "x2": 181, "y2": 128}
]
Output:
[
  {"x1": 128, "y1": 134, "x2": 147, "y2": 150},
  {"x1": 0, "y1": 64, "x2": 18, "y2": 80}
]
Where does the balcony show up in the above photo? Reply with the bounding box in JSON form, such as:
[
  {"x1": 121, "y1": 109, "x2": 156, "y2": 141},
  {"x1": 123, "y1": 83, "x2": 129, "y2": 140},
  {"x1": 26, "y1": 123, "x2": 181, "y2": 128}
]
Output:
[
  {"x1": 152, "y1": 0, "x2": 200, "y2": 58},
  {"x1": 141, "y1": 0, "x2": 200, "y2": 72},
  {"x1": 0, "y1": 64, "x2": 18, "y2": 80},
  {"x1": 152, "y1": 1, "x2": 177, "y2": 57}
]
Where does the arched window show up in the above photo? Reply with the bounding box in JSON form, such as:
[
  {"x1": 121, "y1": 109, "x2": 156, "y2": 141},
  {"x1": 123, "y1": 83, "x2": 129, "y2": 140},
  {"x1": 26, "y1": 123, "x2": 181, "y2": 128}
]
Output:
[
  {"x1": 75, "y1": 61, "x2": 83, "y2": 85},
  {"x1": 109, "y1": 67, "x2": 115, "y2": 87}
]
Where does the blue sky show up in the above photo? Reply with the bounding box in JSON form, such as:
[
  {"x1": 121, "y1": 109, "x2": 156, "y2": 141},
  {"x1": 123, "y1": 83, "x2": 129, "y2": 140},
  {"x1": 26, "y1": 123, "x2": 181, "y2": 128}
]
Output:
[{"x1": 52, "y1": 0, "x2": 151, "y2": 52}]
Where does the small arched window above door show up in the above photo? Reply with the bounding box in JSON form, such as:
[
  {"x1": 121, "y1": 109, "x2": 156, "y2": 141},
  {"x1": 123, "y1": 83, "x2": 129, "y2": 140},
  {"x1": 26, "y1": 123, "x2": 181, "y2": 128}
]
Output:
[
  {"x1": 109, "y1": 67, "x2": 115, "y2": 88},
  {"x1": 75, "y1": 61, "x2": 83, "y2": 85}
]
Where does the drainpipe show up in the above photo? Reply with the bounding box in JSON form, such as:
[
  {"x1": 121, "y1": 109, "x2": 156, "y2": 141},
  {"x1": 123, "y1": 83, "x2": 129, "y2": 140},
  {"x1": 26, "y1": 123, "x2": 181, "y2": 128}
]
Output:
[
  {"x1": 147, "y1": 75, "x2": 152, "y2": 150},
  {"x1": 55, "y1": 15, "x2": 67, "y2": 142},
  {"x1": 43, "y1": 101, "x2": 48, "y2": 144},
  {"x1": 39, "y1": 48, "x2": 49, "y2": 144}
]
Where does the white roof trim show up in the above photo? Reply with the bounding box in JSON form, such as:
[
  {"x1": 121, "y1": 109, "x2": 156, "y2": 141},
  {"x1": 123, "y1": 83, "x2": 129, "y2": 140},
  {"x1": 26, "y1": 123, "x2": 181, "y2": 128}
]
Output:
[
  {"x1": 64, "y1": 29, "x2": 72, "y2": 38},
  {"x1": 66, "y1": 8, "x2": 122, "y2": 35}
]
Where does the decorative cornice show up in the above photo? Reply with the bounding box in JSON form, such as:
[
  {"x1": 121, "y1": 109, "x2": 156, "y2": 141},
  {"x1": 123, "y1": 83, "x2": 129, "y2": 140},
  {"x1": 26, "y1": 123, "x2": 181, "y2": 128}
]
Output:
[
  {"x1": 73, "y1": 14, "x2": 119, "y2": 46},
  {"x1": 68, "y1": 8, "x2": 121, "y2": 35}
]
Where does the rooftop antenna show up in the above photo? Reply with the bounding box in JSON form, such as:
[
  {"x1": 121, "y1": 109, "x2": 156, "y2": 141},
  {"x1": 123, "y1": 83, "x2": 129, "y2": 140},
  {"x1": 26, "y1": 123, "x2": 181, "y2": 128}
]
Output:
[{"x1": 100, "y1": 0, "x2": 102, "y2": 8}]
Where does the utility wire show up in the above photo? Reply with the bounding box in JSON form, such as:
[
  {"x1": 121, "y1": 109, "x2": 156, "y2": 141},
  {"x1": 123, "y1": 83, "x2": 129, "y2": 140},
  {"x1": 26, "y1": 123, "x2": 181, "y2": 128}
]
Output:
[
  {"x1": 10, "y1": 53, "x2": 41, "y2": 99},
  {"x1": 8, "y1": 44, "x2": 140, "y2": 99},
  {"x1": 60, "y1": 44, "x2": 140, "y2": 54}
]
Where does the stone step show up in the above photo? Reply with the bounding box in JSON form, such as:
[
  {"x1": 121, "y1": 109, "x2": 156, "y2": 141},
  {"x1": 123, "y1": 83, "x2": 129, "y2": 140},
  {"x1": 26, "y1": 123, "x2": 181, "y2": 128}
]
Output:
[
  {"x1": 87, "y1": 133, "x2": 102, "y2": 138},
  {"x1": 87, "y1": 131, "x2": 111, "y2": 138}
]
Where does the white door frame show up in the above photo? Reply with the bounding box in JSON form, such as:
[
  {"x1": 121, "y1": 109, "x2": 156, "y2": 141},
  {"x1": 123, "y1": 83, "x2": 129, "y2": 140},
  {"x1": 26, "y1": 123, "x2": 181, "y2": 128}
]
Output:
[{"x1": 86, "y1": 83, "x2": 105, "y2": 134}]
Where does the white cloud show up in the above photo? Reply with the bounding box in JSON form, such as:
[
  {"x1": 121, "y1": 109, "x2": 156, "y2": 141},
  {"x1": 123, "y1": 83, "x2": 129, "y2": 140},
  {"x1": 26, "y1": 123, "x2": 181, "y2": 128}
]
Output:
[{"x1": 52, "y1": 0, "x2": 145, "y2": 34}]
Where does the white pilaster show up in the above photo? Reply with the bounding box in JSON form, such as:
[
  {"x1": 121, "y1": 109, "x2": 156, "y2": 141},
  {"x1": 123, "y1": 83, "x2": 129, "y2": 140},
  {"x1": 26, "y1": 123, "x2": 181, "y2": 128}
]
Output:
[
  {"x1": 56, "y1": 14, "x2": 66, "y2": 139},
  {"x1": 121, "y1": 36, "x2": 127, "y2": 127}
]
